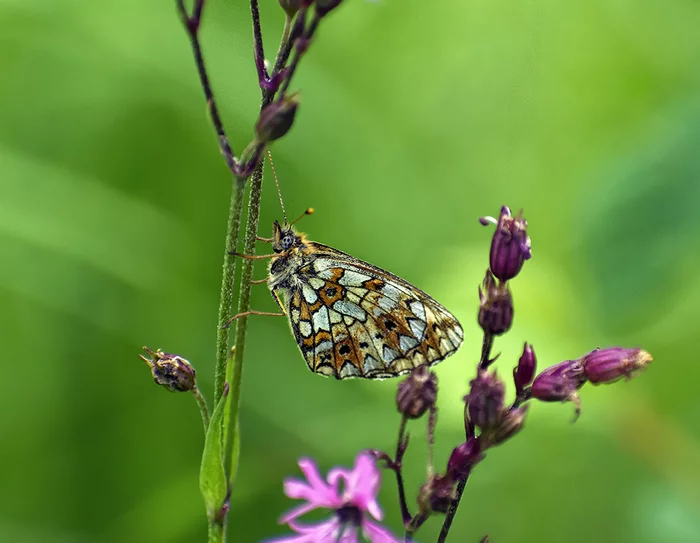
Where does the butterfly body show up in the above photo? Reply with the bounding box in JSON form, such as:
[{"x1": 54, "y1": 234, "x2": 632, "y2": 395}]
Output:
[{"x1": 268, "y1": 221, "x2": 463, "y2": 379}]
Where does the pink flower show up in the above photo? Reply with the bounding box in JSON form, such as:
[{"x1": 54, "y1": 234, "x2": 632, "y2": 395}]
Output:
[{"x1": 265, "y1": 452, "x2": 399, "y2": 543}]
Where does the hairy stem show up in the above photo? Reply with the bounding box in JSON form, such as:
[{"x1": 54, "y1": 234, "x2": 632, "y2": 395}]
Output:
[
  {"x1": 208, "y1": 520, "x2": 224, "y2": 543},
  {"x1": 214, "y1": 176, "x2": 247, "y2": 401},
  {"x1": 394, "y1": 416, "x2": 412, "y2": 527}
]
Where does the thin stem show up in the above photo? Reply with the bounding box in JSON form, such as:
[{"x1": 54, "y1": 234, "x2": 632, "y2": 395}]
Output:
[
  {"x1": 214, "y1": 176, "x2": 247, "y2": 401},
  {"x1": 394, "y1": 415, "x2": 412, "y2": 527},
  {"x1": 427, "y1": 406, "x2": 437, "y2": 475},
  {"x1": 192, "y1": 386, "x2": 212, "y2": 430},
  {"x1": 277, "y1": 13, "x2": 321, "y2": 97},
  {"x1": 405, "y1": 514, "x2": 428, "y2": 543},
  {"x1": 250, "y1": 0, "x2": 268, "y2": 88},
  {"x1": 223, "y1": 160, "x2": 265, "y2": 515},
  {"x1": 437, "y1": 477, "x2": 469, "y2": 543},
  {"x1": 438, "y1": 333, "x2": 494, "y2": 542},
  {"x1": 208, "y1": 520, "x2": 224, "y2": 543},
  {"x1": 176, "y1": 0, "x2": 237, "y2": 173}
]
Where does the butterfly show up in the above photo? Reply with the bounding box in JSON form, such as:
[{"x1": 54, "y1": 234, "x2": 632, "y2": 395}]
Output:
[{"x1": 260, "y1": 219, "x2": 464, "y2": 379}]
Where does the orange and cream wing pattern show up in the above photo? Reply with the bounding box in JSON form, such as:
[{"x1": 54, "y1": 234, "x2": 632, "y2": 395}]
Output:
[{"x1": 283, "y1": 243, "x2": 463, "y2": 379}]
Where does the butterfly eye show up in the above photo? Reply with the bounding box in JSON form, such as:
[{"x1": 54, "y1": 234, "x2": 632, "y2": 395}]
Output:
[{"x1": 281, "y1": 234, "x2": 294, "y2": 250}]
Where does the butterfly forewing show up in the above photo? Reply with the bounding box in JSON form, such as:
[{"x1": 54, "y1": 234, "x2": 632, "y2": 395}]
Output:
[{"x1": 278, "y1": 241, "x2": 463, "y2": 379}]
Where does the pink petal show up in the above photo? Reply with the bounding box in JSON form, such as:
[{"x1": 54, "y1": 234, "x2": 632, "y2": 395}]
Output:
[
  {"x1": 278, "y1": 502, "x2": 318, "y2": 525},
  {"x1": 287, "y1": 518, "x2": 342, "y2": 541},
  {"x1": 329, "y1": 453, "x2": 382, "y2": 515},
  {"x1": 363, "y1": 519, "x2": 401, "y2": 543}
]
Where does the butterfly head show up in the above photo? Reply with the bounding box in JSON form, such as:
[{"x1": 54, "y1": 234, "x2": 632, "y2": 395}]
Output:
[{"x1": 272, "y1": 220, "x2": 304, "y2": 254}]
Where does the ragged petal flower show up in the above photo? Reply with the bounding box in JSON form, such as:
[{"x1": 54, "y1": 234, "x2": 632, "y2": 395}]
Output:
[
  {"x1": 583, "y1": 347, "x2": 653, "y2": 384},
  {"x1": 266, "y1": 452, "x2": 399, "y2": 543}
]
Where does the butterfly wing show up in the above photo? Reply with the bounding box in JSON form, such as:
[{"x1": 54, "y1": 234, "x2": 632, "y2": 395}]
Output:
[{"x1": 283, "y1": 242, "x2": 463, "y2": 379}]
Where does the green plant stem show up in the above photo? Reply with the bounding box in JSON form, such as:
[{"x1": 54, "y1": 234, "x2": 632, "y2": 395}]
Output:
[
  {"x1": 214, "y1": 176, "x2": 247, "y2": 402},
  {"x1": 208, "y1": 520, "x2": 224, "y2": 543},
  {"x1": 192, "y1": 386, "x2": 212, "y2": 430}
]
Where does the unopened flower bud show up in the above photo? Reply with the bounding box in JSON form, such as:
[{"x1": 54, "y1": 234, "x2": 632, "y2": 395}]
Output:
[
  {"x1": 279, "y1": 0, "x2": 303, "y2": 17},
  {"x1": 139, "y1": 346, "x2": 196, "y2": 392},
  {"x1": 447, "y1": 438, "x2": 484, "y2": 480},
  {"x1": 513, "y1": 342, "x2": 536, "y2": 394},
  {"x1": 487, "y1": 405, "x2": 529, "y2": 446},
  {"x1": 315, "y1": 0, "x2": 343, "y2": 16},
  {"x1": 255, "y1": 94, "x2": 299, "y2": 143},
  {"x1": 466, "y1": 371, "x2": 505, "y2": 431},
  {"x1": 583, "y1": 347, "x2": 652, "y2": 384},
  {"x1": 417, "y1": 474, "x2": 456, "y2": 515},
  {"x1": 396, "y1": 366, "x2": 437, "y2": 419},
  {"x1": 483, "y1": 206, "x2": 532, "y2": 282},
  {"x1": 478, "y1": 271, "x2": 513, "y2": 335},
  {"x1": 531, "y1": 358, "x2": 586, "y2": 417}
]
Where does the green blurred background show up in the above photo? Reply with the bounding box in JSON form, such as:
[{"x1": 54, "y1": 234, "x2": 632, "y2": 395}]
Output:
[{"x1": 2, "y1": 1, "x2": 700, "y2": 542}]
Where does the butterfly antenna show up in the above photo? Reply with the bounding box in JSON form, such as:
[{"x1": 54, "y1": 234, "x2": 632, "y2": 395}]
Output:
[
  {"x1": 290, "y1": 207, "x2": 314, "y2": 226},
  {"x1": 267, "y1": 150, "x2": 287, "y2": 225}
]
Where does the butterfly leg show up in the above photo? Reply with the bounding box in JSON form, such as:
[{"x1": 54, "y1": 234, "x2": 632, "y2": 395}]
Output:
[
  {"x1": 251, "y1": 278, "x2": 269, "y2": 285},
  {"x1": 256, "y1": 235, "x2": 274, "y2": 243},
  {"x1": 223, "y1": 309, "x2": 285, "y2": 328},
  {"x1": 230, "y1": 252, "x2": 275, "y2": 260}
]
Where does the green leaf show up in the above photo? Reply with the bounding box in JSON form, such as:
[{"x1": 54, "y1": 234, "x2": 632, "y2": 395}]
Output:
[{"x1": 199, "y1": 386, "x2": 228, "y2": 522}]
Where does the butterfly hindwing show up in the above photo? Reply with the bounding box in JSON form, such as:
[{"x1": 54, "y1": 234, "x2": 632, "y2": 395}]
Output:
[{"x1": 281, "y1": 242, "x2": 463, "y2": 379}]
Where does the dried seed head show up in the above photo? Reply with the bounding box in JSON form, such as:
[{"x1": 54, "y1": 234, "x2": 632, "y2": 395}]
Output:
[
  {"x1": 396, "y1": 366, "x2": 438, "y2": 419},
  {"x1": 478, "y1": 270, "x2": 513, "y2": 336},
  {"x1": 513, "y1": 342, "x2": 537, "y2": 394},
  {"x1": 255, "y1": 94, "x2": 300, "y2": 143},
  {"x1": 486, "y1": 405, "x2": 529, "y2": 447},
  {"x1": 466, "y1": 371, "x2": 505, "y2": 432},
  {"x1": 583, "y1": 347, "x2": 653, "y2": 384},
  {"x1": 139, "y1": 346, "x2": 196, "y2": 392},
  {"x1": 484, "y1": 206, "x2": 532, "y2": 282},
  {"x1": 417, "y1": 474, "x2": 456, "y2": 515}
]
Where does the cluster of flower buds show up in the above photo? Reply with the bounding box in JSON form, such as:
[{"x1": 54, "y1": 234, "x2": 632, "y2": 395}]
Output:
[
  {"x1": 139, "y1": 346, "x2": 197, "y2": 393},
  {"x1": 464, "y1": 367, "x2": 530, "y2": 448},
  {"x1": 477, "y1": 206, "x2": 531, "y2": 337},
  {"x1": 527, "y1": 347, "x2": 652, "y2": 418}
]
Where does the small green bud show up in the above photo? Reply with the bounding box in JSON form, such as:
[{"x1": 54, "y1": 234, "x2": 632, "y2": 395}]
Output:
[
  {"x1": 139, "y1": 346, "x2": 196, "y2": 392},
  {"x1": 255, "y1": 95, "x2": 300, "y2": 144}
]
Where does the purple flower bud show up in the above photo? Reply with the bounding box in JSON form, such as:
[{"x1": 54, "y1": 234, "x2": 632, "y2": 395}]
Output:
[
  {"x1": 447, "y1": 438, "x2": 484, "y2": 480},
  {"x1": 513, "y1": 343, "x2": 536, "y2": 394},
  {"x1": 139, "y1": 346, "x2": 196, "y2": 392},
  {"x1": 583, "y1": 347, "x2": 653, "y2": 384},
  {"x1": 396, "y1": 366, "x2": 438, "y2": 419},
  {"x1": 478, "y1": 271, "x2": 513, "y2": 336},
  {"x1": 466, "y1": 371, "x2": 505, "y2": 431},
  {"x1": 486, "y1": 206, "x2": 531, "y2": 282},
  {"x1": 531, "y1": 358, "x2": 586, "y2": 417},
  {"x1": 417, "y1": 474, "x2": 456, "y2": 515},
  {"x1": 255, "y1": 94, "x2": 300, "y2": 143},
  {"x1": 315, "y1": 0, "x2": 343, "y2": 16},
  {"x1": 486, "y1": 405, "x2": 529, "y2": 447}
]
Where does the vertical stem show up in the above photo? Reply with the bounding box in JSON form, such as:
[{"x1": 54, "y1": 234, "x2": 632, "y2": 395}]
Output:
[
  {"x1": 222, "y1": 162, "x2": 265, "y2": 531},
  {"x1": 214, "y1": 176, "x2": 247, "y2": 401},
  {"x1": 394, "y1": 416, "x2": 412, "y2": 527},
  {"x1": 208, "y1": 520, "x2": 224, "y2": 543}
]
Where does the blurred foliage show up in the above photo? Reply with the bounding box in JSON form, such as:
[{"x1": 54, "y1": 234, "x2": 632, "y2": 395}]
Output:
[{"x1": 1, "y1": 1, "x2": 700, "y2": 542}]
